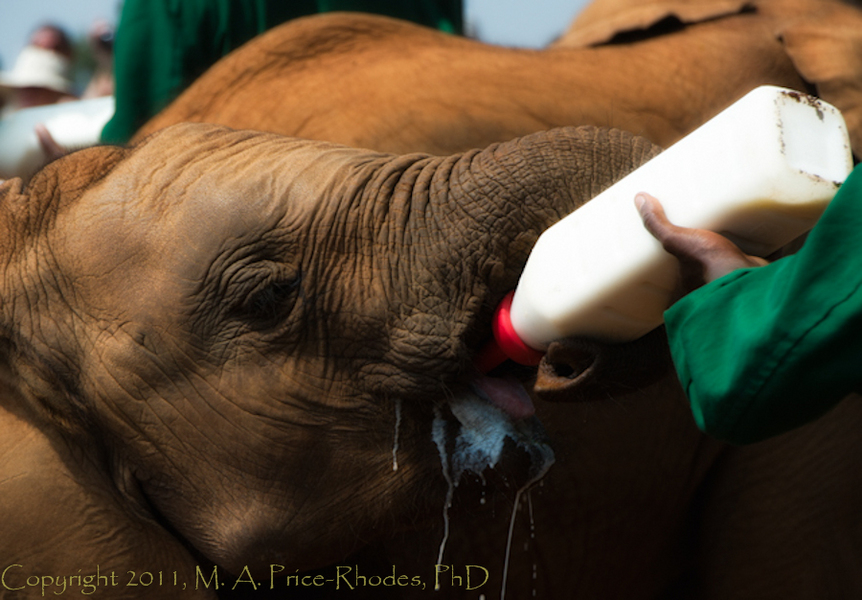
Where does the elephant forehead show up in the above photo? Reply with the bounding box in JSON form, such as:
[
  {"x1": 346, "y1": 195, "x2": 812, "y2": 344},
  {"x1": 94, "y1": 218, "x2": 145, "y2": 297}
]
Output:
[
  {"x1": 57, "y1": 125, "x2": 369, "y2": 284},
  {"x1": 121, "y1": 123, "x2": 365, "y2": 219}
]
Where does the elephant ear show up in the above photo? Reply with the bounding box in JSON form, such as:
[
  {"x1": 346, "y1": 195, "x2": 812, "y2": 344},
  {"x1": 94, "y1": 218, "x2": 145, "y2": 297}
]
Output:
[
  {"x1": 556, "y1": 0, "x2": 753, "y2": 47},
  {"x1": 0, "y1": 146, "x2": 128, "y2": 429},
  {"x1": 778, "y1": 1, "x2": 862, "y2": 155}
]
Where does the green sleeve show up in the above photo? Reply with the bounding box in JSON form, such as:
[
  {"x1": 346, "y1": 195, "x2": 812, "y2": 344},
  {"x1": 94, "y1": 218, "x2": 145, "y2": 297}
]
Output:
[{"x1": 664, "y1": 164, "x2": 862, "y2": 445}]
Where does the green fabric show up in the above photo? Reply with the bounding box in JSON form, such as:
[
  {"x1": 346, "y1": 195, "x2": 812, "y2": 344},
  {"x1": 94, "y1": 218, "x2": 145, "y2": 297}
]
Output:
[
  {"x1": 318, "y1": 0, "x2": 462, "y2": 32},
  {"x1": 101, "y1": 0, "x2": 462, "y2": 144},
  {"x1": 665, "y1": 164, "x2": 862, "y2": 445}
]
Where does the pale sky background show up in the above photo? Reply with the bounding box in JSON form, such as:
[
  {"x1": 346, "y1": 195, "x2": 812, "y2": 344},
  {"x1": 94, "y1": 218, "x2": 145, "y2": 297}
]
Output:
[{"x1": 0, "y1": 0, "x2": 593, "y2": 74}]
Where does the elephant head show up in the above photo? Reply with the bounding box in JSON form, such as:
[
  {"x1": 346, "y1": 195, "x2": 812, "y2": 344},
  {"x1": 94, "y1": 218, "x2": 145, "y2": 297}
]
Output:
[{"x1": 0, "y1": 123, "x2": 660, "y2": 579}]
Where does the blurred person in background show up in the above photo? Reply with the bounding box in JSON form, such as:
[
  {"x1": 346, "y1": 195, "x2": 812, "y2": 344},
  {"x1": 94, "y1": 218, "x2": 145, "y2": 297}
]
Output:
[
  {"x1": 82, "y1": 19, "x2": 115, "y2": 99},
  {"x1": 0, "y1": 24, "x2": 77, "y2": 114}
]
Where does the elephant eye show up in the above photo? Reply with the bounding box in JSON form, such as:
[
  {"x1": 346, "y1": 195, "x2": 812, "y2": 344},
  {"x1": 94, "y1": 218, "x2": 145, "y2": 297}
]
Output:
[
  {"x1": 248, "y1": 279, "x2": 299, "y2": 320},
  {"x1": 237, "y1": 265, "x2": 301, "y2": 328}
]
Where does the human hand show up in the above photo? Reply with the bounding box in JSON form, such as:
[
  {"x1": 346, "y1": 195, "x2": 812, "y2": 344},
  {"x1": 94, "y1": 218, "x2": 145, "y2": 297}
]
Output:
[{"x1": 635, "y1": 192, "x2": 768, "y2": 293}]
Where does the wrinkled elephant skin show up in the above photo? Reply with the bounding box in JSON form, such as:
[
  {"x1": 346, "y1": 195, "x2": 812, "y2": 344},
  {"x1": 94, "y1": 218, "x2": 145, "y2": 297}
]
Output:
[{"x1": 0, "y1": 124, "x2": 664, "y2": 598}]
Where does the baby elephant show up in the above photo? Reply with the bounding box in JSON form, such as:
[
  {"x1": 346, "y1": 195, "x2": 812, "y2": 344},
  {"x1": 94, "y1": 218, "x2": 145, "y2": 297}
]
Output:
[{"x1": 0, "y1": 123, "x2": 658, "y2": 598}]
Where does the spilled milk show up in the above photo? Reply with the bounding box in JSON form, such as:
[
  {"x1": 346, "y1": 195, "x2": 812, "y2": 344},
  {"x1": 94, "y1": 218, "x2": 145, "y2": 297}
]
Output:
[{"x1": 431, "y1": 394, "x2": 554, "y2": 598}]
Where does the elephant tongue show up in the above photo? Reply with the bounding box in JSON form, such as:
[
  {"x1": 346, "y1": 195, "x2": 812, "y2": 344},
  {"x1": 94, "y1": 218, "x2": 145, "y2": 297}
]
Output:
[{"x1": 471, "y1": 374, "x2": 535, "y2": 420}]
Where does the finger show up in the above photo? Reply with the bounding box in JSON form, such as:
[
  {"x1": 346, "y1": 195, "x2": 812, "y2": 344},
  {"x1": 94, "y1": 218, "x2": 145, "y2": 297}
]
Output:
[{"x1": 634, "y1": 192, "x2": 670, "y2": 239}]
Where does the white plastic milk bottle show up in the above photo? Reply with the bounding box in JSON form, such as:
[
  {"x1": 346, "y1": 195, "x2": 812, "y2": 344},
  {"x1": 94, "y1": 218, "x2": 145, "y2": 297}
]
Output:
[{"x1": 482, "y1": 86, "x2": 854, "y2": 370}]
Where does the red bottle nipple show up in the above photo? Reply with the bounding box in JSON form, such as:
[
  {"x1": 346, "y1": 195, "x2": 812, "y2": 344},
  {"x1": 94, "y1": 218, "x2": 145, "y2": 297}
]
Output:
[{"x1": 474, "y1": 291, "x2": 545, "y2": 373}]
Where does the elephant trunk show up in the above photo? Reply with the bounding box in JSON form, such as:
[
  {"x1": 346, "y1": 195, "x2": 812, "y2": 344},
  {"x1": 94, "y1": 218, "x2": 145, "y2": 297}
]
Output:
[
  {"x1": 444, "y1": 126, "x2": 659, "y2": 289},
  {"x1": 433, "y1": 126, "x2": 672, "y2": 399},
  {"x1": 427, "y1": 126, "x2": 659, "y2": 348},
  {"x1": 257, "y1": 125, "x2": 668, "y2": 403},
  {"x1": 352, "y1": 126, "x2": 662, "y2": 400}
]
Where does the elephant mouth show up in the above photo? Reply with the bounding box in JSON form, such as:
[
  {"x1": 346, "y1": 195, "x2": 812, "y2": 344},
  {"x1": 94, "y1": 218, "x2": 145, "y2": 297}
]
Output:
[
  {"x1": 469, "y1": 372, "x2": 535, "y2": 419},
  {"x1": 425, "y1": 331, "x2": 555, "y2": 491},
  {"x1": 430, "y1": 332, "x2": 554, "y2": 492}
]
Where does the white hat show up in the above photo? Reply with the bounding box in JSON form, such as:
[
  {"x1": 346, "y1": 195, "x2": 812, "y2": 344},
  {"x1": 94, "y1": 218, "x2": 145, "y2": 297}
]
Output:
[{"x1": 0, "y1": 46, "x2": 73, "y2": 94}]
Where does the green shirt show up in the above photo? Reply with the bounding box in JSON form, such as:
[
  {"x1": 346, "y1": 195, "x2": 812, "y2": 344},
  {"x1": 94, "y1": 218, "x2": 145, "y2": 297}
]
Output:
[
  {"x1": 101, "y1": 0, "x2": 462, "y2": 144},
  {"x1": 665, "y1": 163, "x2": 862, "y2": 444}
]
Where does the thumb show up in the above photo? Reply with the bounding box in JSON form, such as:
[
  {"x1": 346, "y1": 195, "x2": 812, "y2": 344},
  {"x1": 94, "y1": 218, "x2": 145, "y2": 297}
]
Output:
[
  {"x1": 634, "y1": 192, "x2": 768, "y2": 291},
  {"x1": 634, "y1": 192, "x2": 690, "y2": 255}
]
